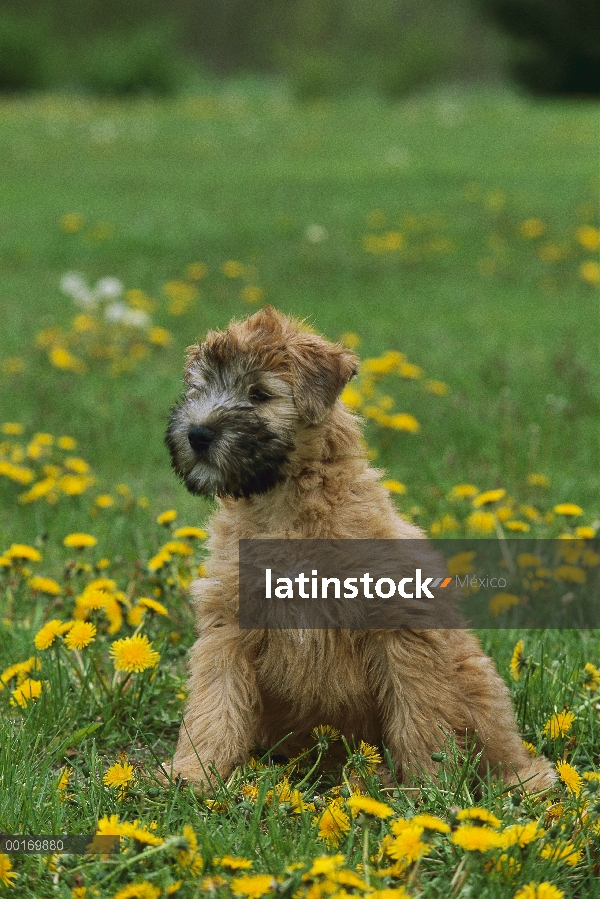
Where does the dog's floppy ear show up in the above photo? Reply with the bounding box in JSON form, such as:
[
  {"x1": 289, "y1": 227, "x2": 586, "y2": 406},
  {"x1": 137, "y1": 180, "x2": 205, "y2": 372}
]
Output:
[{"x1": 288, "y1": 335, "x2": 359, "y2": 424}]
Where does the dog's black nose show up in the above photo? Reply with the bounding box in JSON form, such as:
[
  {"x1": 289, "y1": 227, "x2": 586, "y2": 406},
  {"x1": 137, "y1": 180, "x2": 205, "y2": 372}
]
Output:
[{"x1": 188, "y1": 425, "x2": 215, "y2": 454}]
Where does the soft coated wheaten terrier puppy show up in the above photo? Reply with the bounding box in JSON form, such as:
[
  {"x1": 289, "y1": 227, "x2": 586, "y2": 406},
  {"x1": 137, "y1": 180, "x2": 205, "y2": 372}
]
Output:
[{"x1": 165, "y1": 306, "x2": 554, "y2": 791}]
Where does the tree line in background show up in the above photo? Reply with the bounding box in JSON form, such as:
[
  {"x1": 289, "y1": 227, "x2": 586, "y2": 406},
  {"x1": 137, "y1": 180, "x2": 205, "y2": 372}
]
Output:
[{"x1": 1, "y1": 0, "x2": 599, "y2": 97}]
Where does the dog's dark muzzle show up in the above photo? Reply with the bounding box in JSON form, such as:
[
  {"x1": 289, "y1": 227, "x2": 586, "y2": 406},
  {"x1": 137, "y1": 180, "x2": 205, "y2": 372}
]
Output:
[{"x1": 188, "y1": 425, "x2": 216, "y2": 454}]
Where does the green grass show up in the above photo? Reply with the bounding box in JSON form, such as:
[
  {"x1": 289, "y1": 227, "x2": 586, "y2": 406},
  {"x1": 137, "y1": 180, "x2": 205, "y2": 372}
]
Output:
[{"x1": 0, "y1": 84, "x2": 599, "y2": 897}]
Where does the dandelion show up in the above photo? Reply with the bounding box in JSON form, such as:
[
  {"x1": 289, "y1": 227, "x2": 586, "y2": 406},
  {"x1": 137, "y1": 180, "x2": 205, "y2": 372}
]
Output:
[
  {"x1": 29, "y1": 576, "x2": 61, "y2": 596},
  {"x1": 185, "y1": 262, "x2": 208, "y2": 281},
  {"x1": 456, "y1": 808, "x2": 502, "y2": 828},
  {"x1": 34, "y1": 619, "x2": 69, "y2": 650},
  {"x1": 575, "y1": 225, "x2": 600, "y2": 251},
  {"x1": 57, "y1": 435, "x2": 76, "y2": 450},
  {"x1": 95, "y1": 494, "x2": 114, "y2": 509},
  {"x1": 312, "y1": 724, "x2": 341, "y2": 745},
  {"x1": 0, "y1": 854, "x2": 17, "y2": 887},
  {"x1": 473, "y1": 488, "x2": 506, "y2": 507},
  {"x1": 173, "y1": 526, "x2": 208, "y2": 539},
  {"x1": 216, "y1": 856, "x2": 253, "y2": 870},
  {"x1": 543, "y1": 711, "x2": 575, "y2": 739},
  {"x1": 241, "y1": 286, "x2": 265, "y2": 304},
  {"x1": 1, "y1": 422, "x2": 24, "y2": 435},
  {"x1": 11, "y1": 678, "x2": 43, "y2": 707},
  {"x1": 317, "y1": 803, "x2": 350, "y2": 847},
  {"x1": 510, "y1": 639, "x2": 526, "y2": 681},
  {"x1": 580, "y1": 260, "x2": 600, "y2": 286},
  {"x1": 411, "y1": 814, "x2": 450, "y2": 834},
  {"x1": 382, "y1": 480, "x2": 406, "y2": 494},
  {"x1": 505, "y1": 520, "x2": 530, "y2": 532},
  {"x1": 347, "y1": 795, "x2": 393, "y2": 818},
  {"x1": 489, "y1": 593, "x2": 520, "y2": 617},
  {"x1": 138, "y1": 597, "x2": 168, "y2": 616},
  {"x1": 112, "y1": 883, "x2": 161, "y2": 899},
  {"x1": 513, "y1": 884, "x2": 564, "y2": 899},
  {"x1": 110, "y1": 634, "x2": 160, "y2": 673},
  {"x1": 576, "y1": 525, "x2": 596, "y2": 539},
  {"x1": 7, "y1": 543, "x2": 41, "y2": 563},
  {"x1": 425, "y1": 379, "x2": 449, "y2": 395},
  {"x1": 467, "y1": 511, "x2": 496, "y2": 534},
  {"x1": 387, "y1": 822, "x2": 428, "y2": 863},
  {"x1": 523, "y1": 741, "x2": 537, "y2": 756},
  {"x1": 64, "y1": 533, "x2": 97, "y2": 549},
  {"x1": 230, "y1": 874, "x2": 275, "y2": 898},
  {"x1": 519, "y1": 218, "x2": 545, "y2": 239},
  {"x1": 387, "y1": 413, "x2": 420, "y2": 433},
  {"x1": 500, "y1": 821, "x2": 544, "y2": 847},
  {"x1": 582, "y1": 662, "x2": 600, "y2": 691},
  {"x1": 554, "y1": 503, "x2": 583, "y2": 516},
  {"x1": 157, "y1": 510, "x2": 177, "y2": 526},
  {"x1": 103, "y1": 762, "x2": 135, "y2": 792},
  {"x1": 308, "y1": 855, "x2": 345, "y2": 877},
  {"x1": 57, "y1": 768, "x2": 71, "y2": 793},
  {"x1": 451, "y1": 825, "x2": 503, "y2": 851},
  {"x1": 555, "y1": 760, "x2": 582, "y2": 795},
  {"x1": 64, "y1": 621, "x2": 96, "y2": 650},
  {"x1": 347, "y1": 740, "x2": 382, "y2": 775}
]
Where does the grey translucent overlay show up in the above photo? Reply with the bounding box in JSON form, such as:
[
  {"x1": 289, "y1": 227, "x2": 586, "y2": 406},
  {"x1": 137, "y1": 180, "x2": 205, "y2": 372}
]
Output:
[{"x1": 238, "y1": 538, "x2": 599, "y2": 629}]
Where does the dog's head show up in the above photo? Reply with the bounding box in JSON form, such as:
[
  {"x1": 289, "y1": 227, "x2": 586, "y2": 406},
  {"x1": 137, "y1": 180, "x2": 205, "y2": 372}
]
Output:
[{"x1": 166, "y1": 306, "x2": 359, "y2": 499}]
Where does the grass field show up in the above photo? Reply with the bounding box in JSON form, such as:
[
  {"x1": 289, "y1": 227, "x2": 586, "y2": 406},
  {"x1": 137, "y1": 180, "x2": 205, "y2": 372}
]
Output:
[{"x1": 0, "y1": 85, "x2": 599, "y2": 898}]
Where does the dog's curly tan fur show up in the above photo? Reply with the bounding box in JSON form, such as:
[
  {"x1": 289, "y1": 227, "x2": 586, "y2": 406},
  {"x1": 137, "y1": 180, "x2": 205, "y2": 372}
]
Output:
[{"x1": 165, "y1": 306, "x2": 554, "y2": 791}]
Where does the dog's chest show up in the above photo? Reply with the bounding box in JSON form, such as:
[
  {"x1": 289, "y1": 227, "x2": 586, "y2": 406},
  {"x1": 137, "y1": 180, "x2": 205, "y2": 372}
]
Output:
[{"x1": 254, "y1": 631, "x2": 372, "y2": 711}]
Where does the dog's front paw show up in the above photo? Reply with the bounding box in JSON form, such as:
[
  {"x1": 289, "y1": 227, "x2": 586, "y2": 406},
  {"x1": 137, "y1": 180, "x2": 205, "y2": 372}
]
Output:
[{"x1": 155, "y1": 759, "x2": 213, "y2": 792}]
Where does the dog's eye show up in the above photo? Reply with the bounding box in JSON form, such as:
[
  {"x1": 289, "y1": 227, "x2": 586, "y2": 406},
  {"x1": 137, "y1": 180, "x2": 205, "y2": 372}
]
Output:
[{"x1": 249, "y1": 387, "x2": 271, "y2": 403}]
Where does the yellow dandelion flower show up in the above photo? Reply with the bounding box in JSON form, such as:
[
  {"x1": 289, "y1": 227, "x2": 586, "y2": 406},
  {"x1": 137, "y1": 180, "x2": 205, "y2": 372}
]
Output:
[
  {"x1": 230, "y1": 874, "x2": 275, "y2": 898},
  {"x1": 456, "y1": 808, "x2": 502, "y2": 828},
  {"x1": 29, "y1": 576, "x2": 61, "y2": 596},
  {"x1": 57, "y1": 435, "x2": 76, "y2": 450},
  {"x1": 510, "y1": 640, "x2": 526, "y2": 681},
  {"x1": 450, "y1": 483, "x2": 479, "y2": 499},
  {"x1": 554, "y1": 503, "x2": 583, "y2": 516},
  {"x1": 519, "y1": 218, "x2": 545, "y2": 239},
  {"x1": 369, "y1": 890, "x2": 409, "y2": 899},
  {"x1": 34, "y1": 619, "x2": 69, "y2": 650},
  {"x1": 425, "y1": 379, "x2": 449, "y2": 396},
  {"x1": 157, "y1": 509, "x2": 178, "y2": 525},
  {"x1": 95, "y1": 494, "x2": 114, "y2": 509},
  {"x1": 241, "y1": 286, "x2": 265, "y2": 304},
  {"x1": 185, "y1": 262, "x2": 208, "y2": 281},
  {"x1": 580, "y1": 260, "x2": 600, "y2": 285},
  {"x1": 222, "y1": 260, "x2": 245, "y2": 279},
  {"x1": 317, "y1": 803, "x2": 350, "y2": 847},
  {"x1": 500, "y1": 821, "x2": 544, "y2": 847},
  {"x1": 11, "y1": 678, "x2": 43, "y2": 707},
  {"x1": 340, "y1": 331, "x2": 361, "y2": 349},
  {"x1": 554, "y1": 564, "x2": 586, "y2": 584},
  {"x1": 346, "y1": 795, "x2": 393, "y2": 818},
  {"x1": 110, "y1": 634, "x2": 160, "y2": 673},
  {"x1": 64, "y1": 533, "x2": 97, "y2": 549},
  {"x1": 523, "y1": 741, "x2": 537, "y2": 757},
  {"x1": 540, "y1": 841, "x2": 582, "y2": 866},
  {"x1": 137, "y1": 597, "x2": 168, "y2": 616},
  {"x1": 576, "y1": 525, "x2": 596, "y2": 539},
  {"x1": 451, "y1": 824, "x2": 503, "y2": 851},
  {"x1": 387, "y1": 822, "x2": 428, "y2": 863},
  {"x1": 575, "y1": 225, "x2": 600, "y2": 251},
  {"x1": 308, "y1": 854, "x2": 345, "y2": 876},
  {"x1": 505, "y1": 520, "x2": 530, "y2": 532},
  {"x1": 382, "y1": 479, "x2": 406, "y2": 494},
  {"x1": 173, "y1": 526, "x2": 208, "y2": 539},
  {"x1": 527, "y1": 473, "x2": 550, "y2": 487},
  {"x1": 7, "y1": 543, "x2": 41, "y2": 562},
  {"x1": 583, "y1": 662, "x2": 600, "y2": 691},
  {"x1": 514, "y1": 884, "x2": 564, "y2": 899},
  {"x1": 103, "y1": 762, "x2": 135, "y2": 791},
  {"x1": 64, "y1": 621, "x2": 96, "y2": 650},
  {"x1": 473, "y1": 488, "x2": 506, "y2": 507},
  {"x1": 411, "y1": 814, "x2": 450, "y2": 834},
  {"x1": 113, "y1": 883, "x2": 161, "y2": 899},
  {"x1": 216, "y1": 856, "x2": 253, "y2": 870},
  {"x1": 518, "y1": 554, "x2": 542, "y2": 568},
  {"x1": 489, "y1": 593, "x2": 520, "y2": 617},
  {"x1": 0, "y1": 657, "x2": 39, "y2": 689},
  {"x1": 57, "y1": 768, "x2": 71, "y2": 792},
  {"x1": 467, "y1": 511, "x2": 496, "y2": 534},
  {"x1": 0, "y1": 853, "x2": 17, "y2": 887},
  {"x1": 161, "y1": 540, "x2": 192, "y2": 556},
  {"x1": 555, "y1": 760, "x2": 581, "y2": 795},
  {"x1": 387, "y1": 413, "x2": 420, "y2": 433},
  {"x1": 543, "y1": 710, "x2": 575, "y2": 739},
  {"x1": 1, "y1": 422, "x2": 24, "y2": 436}
]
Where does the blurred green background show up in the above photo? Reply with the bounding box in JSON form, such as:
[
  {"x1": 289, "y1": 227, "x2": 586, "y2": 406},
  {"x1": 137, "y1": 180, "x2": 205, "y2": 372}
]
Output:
[
  {"x1": 0, "y1": 0, "x2": 598, "y2": 545},
  {"x1": 0, "y1": 0, "x2": 599, "y2": 99}
]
